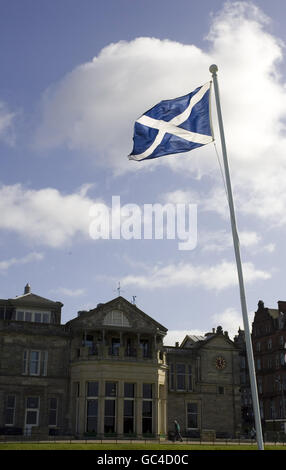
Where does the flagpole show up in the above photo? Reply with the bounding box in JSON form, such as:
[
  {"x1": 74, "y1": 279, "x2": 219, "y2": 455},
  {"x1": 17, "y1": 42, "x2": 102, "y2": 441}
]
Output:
[{"x1": 209, "y1": 64, "x2": 264, "y2": 451}]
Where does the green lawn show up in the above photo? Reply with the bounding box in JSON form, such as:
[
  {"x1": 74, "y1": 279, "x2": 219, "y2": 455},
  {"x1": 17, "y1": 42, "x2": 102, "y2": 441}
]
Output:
[{"x1": 0, "y1": 442, "x2": 286, "y2": 450}]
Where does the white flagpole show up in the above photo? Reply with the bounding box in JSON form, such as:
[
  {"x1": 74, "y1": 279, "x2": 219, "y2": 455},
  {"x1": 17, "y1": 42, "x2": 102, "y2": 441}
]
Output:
[{"x1": 209, "y1": 64, "x2": 264, "y2": 451}]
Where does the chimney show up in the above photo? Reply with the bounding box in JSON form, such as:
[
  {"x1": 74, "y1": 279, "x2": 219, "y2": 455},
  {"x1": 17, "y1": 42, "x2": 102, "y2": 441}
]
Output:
[{"x1": 24, "y1": 283, "x2": 31, "y2": 294}]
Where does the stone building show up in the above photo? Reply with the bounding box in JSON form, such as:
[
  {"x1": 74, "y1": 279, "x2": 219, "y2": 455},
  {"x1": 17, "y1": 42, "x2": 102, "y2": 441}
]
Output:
[
  {"x1": 252, "y1": 300, "x2": 286, "y2": 434},
  {"x1": 233, "y1": 328, "x2": 254, "y2": 434},
  {"x1": 0, "y1": 284, "x2": 69, "y2": 436},
  {"x1": 66, "y1": 295, "x2": 168, "y2": 438},
  {"x1": 166, "y1": 328, "x2": 241, "y2": 438},
  {"x1": 0, "y1": 285, "x2": 242, "y2": 439}
]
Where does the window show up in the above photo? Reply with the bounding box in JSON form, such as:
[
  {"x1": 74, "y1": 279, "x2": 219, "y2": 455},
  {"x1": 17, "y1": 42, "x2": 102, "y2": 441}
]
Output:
[
  {"x1": 48, "y1": 398, "x2": 58, "y2": 427},
  {"x1": 74, "y1": 382, "x2": 80, "y2": 434},
  {"x1": 175, "y1": 363, "x2": 192, "y2": 391},
  {"x1": 5, "y1": 395, "x2": 16, "y2": 426},
  {"x1": 105, "y1": 382, "x2": 117, "y2": 397},
  {"x1": 25, "y1": 397, "x2": 40, "y2": 427},
  {"x1": 103, "y1": 310, "x2": 130, "y2": 327},
  {"x1": 23, "y1": 350, "x2": 48, "y2": 376},
  {"x1": 0, "y1": 307, "x2": 5, "y2": 320},
  {"x1": 30, "y1": 351, "x2": 40, "y2": 375},
  {"x1": 142, "y1": 383, "x2": 153, "y2": 435},
  {"x1": 104, "y1": 382, "x2": 117, "y2": 434},
  {"x1": 218, "y1": 386, "x2": 224, "y2": 395},
  {"x1": 140, "y1": 339, "x2": 151, "y2": 358},
  {"x1": 124, "y1": 383, "x2": 135, "y2": 398},
  {"x1": 276, "y1": 377, "x2": 282, "y2": 391},
  {"x1": 35, "y1": 313, "x2": 42, "y2": 323},
  {"x1": 41, "y1": 351, "x2": 48, "y2": 376},
  {"x1": 86, "y1": 382, "x2": 98, "y2": 433},
  {"x1": 258, "y1": 377, "x2": 263, "y2": 394},
  {"x1": 240, "y1": 356, "x2": 246, "y2": 369},
  {"x1": 188, "y1": 365, "x2": 193, "y2": 391},
  {"x1": 111, "y1": 337, "x2": 120, "y2": 356},
  {"x1": 25, "y1": 312, "x2": 32, "y2": 322},
  {"x1": 169, "y1": 363, "x2": 175, "y2": 390},
  {"x1": 124, "y1": 383, "x2": 135, "y2": 435},
  {"x1": 16, "y1": 310, "x2": 51, "y2": 324},
  {"x1": 270, "y1": 400, "x2": 275, "y2": 419},
  {"x1": 87, "y1": 381, "x2": 98, "y2": 397},
  {"x1": 125, "y1": 338, "x2": 136, "y2": 357},
  {"x1": 177, "y1": 364, "x2": 186, "y2": 390},
  {"x1": 42, "y1": 313, "x2": 50, "y2": 323},
  {"x1": 83, "y1": 334, "x2": 96, "y2": 354},
  {"x1": 16, "y1": 311, "x2": 24, "y2": 321},
  {"x1": 104, "y1": 400, "x2": 116, "y2": 434},
  {"x1": 276, "y1": 355, "x2": 280, "y2": 368},
  {"x1": 187, "y1": 403, "x2": 198, "y2": 429},
  {"x1": 87, "y1": 400, "x2": 98, "y2": 433},
  {"x1": 268, "y1": 338, "x2": 272, "y2": 350},
  {"x1": 260, "y1": 401, "x2": 264, "y2": 420},
  {"x1": 143, "y1": 383, "x2": 152, "y2": 398}
]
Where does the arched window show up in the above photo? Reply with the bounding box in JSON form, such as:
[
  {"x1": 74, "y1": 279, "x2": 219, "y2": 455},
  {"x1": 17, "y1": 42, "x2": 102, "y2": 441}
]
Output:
[{"x1": 103, "y1": 310, "x2": 131, "y2": 327}]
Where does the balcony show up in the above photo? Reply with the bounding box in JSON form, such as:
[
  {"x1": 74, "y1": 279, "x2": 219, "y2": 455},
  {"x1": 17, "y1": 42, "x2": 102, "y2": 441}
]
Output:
[{"x1": 73, "y1": 343, "x2": 166, "y2": 364}]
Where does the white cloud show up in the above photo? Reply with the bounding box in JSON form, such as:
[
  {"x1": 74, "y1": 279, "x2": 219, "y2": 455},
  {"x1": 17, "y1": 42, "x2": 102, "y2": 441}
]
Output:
[
  {"x1": 121, "y1": 259, "x2": 271, "y2": 292},
  {"x1": 211, "y1": 305, "x2": 256, "y2": 340},
  {"x1": 0, "y1": 252, "x2": 44, "y2": 271},
  {"x1": 164, "y1": 305, "x2": 254, "y2": 345},
  {"x1": 199, "y1": 229, "x2": 275, "y2": 254},
  {"x1": 0, "y1": 184, "x2": 107, "y2": 247},
  {"x1": 211, "y1": 307, "x2": 243, "y2": 340},
  {"x1": 0, "y1": 101, "x2": 17, "y2": 145},
  {"x1": 32, "y1": 1, "x2": 286, "y2": 226},
  {"x1": 163, "y1": 188, "x2": 276, "y2": 253},
  {"x1": 162, "y1": 188, "x2": 229, "y2": 218},
  {"x1": 51, "y1": 287, "x2": 86, "y2": 297},
  {"x1": 34, "y1": 36, "x2": 211, "y2": 174},
  {"x1": 163, "y1": 329, "x2": 205, "y2": 347}
]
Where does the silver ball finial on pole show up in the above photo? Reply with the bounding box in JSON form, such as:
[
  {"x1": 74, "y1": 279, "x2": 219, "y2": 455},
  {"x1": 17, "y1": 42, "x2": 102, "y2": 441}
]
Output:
[{"x1": 209, "y1": 64, "x2": 218, "y2": 75}]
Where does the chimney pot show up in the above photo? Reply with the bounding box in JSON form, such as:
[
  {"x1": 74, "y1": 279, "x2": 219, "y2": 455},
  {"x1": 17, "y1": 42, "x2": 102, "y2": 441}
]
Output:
[{"x1": 24, "y1": 283, "x2": 31, "y2": 294}]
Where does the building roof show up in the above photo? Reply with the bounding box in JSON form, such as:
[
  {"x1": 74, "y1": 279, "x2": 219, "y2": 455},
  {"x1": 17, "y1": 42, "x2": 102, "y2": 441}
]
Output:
[
  {"x1": 8, "y1": 292, "x2": 63, "y2": 307},
  {"x1": 67, "y1": 295, "x2": 168, "y2": 334}
]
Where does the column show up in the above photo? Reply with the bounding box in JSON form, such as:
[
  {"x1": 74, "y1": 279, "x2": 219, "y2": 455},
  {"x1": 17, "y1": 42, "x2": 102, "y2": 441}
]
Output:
[{"x1": 159, "y1": 384, "x2": 167, "y2": 436}]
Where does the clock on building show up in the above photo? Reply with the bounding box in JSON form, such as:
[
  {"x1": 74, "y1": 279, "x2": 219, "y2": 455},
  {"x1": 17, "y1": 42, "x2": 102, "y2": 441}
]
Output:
[{"x1": 215, "y1": 356, "x2": 227, "y2": 370}]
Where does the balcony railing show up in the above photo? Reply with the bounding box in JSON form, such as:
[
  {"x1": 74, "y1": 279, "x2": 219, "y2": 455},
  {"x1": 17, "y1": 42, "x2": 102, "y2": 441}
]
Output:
[{"x1": 74, "y1": 344, "x2": 166, "y2": 364}]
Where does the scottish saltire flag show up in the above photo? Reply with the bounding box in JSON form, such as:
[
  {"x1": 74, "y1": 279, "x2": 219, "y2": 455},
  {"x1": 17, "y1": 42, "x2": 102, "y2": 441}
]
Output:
[{"x1": 129, "y1": 82, "x2": 213, "y2": 161}]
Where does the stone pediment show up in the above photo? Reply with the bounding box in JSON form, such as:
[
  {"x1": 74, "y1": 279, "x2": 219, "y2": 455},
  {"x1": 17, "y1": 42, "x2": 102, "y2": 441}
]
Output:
[
  {"x1": 180, "y1": 329, "x2": 237, "y2": 351},
  {"x1": 202, "y1": 333, "x2": 236, "y2": 350},
  {"x1": 8, "y1": 292, "x2": 63, "y2": 308},
  {"x1": 67, "y1": 296, "x2": 168, "y2": 334}
]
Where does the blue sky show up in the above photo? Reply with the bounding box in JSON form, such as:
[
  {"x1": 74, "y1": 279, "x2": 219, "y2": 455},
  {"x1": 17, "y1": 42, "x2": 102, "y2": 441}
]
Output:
[{"x1": 1, "y1": 0, "x2": 286, "y2": 344}]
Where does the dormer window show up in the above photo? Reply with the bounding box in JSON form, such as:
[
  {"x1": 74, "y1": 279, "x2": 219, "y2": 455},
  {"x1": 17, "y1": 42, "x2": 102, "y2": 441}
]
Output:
[
  {"x1": 16, "y1": 310, "x2": 51, "y2": 324},
  {"x1": 103, "y1": 310, "x2": 130, "y2": 327}
]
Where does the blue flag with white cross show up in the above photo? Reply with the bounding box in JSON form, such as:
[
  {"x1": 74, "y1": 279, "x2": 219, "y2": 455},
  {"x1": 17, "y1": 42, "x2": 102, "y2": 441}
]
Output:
[{"x1": 129, "y1": 82, "x2": 213, "y2": 161}]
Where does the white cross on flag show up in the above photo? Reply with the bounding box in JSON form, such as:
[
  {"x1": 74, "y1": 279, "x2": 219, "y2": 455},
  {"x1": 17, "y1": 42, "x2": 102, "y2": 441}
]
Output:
[{"x1": 129, "y1": 82, "x2": 213, "y2": 161}]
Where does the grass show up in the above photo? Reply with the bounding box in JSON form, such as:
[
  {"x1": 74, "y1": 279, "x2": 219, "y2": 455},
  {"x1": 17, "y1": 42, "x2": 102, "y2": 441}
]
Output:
[{"x1": 0, "y1": 442, "x2": 286, "y2": 450}]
